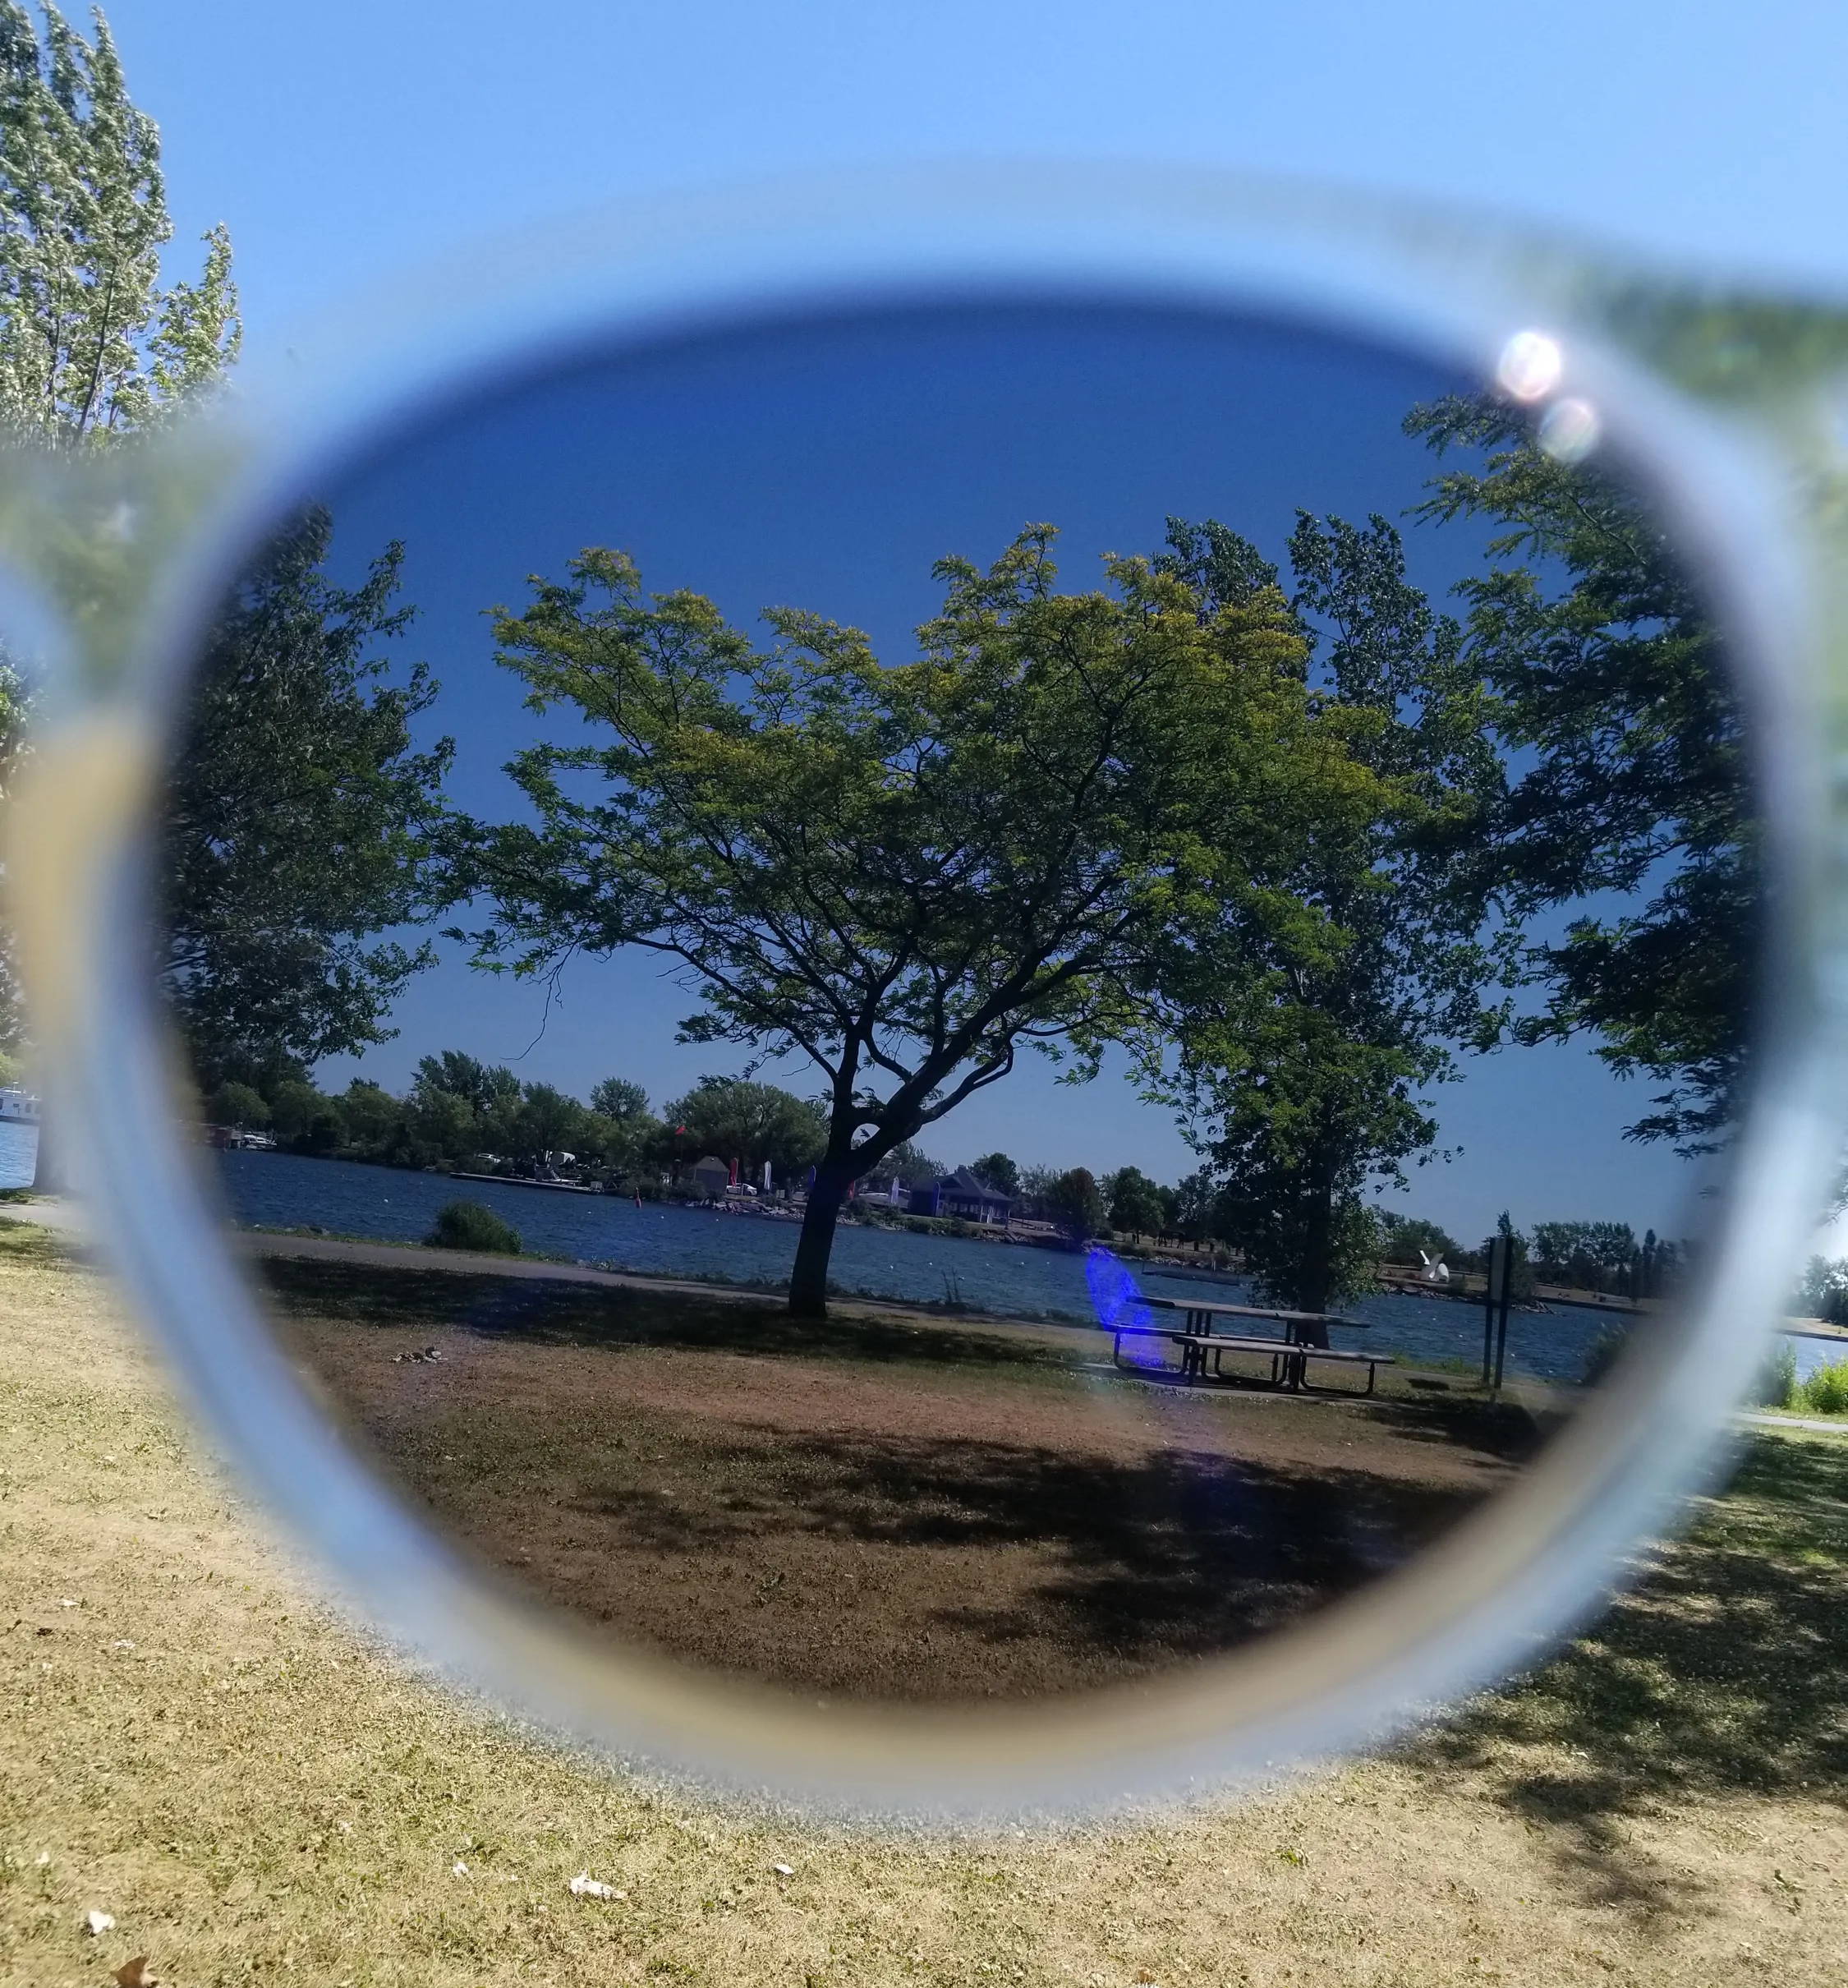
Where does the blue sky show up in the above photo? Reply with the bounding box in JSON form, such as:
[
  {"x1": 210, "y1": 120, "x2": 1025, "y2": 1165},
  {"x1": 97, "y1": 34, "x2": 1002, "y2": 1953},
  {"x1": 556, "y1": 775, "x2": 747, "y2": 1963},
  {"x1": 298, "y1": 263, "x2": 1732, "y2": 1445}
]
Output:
[
  {"x1": 101, "y1": 1, "x2": 1848, "y2": 337},
  {"x1": 281, "y1": 297, "x2": 1721, "y2": 1246},
  {"x1": 96, "y1": 0, "x2": 1835, "y2": 1247}
]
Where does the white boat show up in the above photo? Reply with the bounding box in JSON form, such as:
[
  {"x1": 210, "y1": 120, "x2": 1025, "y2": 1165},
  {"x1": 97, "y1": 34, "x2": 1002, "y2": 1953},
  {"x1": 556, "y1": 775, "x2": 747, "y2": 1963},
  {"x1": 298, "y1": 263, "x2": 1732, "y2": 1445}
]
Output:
[{"x1": 0, "y1": 1088, "x2": 40, "y2": 1125}]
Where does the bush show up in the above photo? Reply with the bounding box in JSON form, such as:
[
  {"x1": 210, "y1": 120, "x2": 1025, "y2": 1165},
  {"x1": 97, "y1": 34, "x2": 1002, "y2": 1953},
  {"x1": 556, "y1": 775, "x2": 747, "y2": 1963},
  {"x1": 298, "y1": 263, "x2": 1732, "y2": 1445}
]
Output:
[
  {"x1": 1802, "y1": 1355, "x2": 1848, "y2": 1416},
  {"x1": 1579, "y1": 1327, "x2": 1631, "y2": 1388},
  {"x1": 425, "y1": 1199, "x2": 521, "y2": 1254},
  {"x1": 1756, "y1": 1341, "x2": 1799, "y2": 1410}
]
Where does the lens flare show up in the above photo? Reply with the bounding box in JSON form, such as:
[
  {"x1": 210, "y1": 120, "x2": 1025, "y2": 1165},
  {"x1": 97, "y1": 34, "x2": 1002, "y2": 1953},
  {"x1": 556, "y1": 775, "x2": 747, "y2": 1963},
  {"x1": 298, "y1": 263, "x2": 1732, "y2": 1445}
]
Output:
[
  {"x1": 1496, "y1": 329, "x2": 1563, "y2": 402},
  {"x1": 1538, "y1": 396, "x2": 1601, "y2": 463}
]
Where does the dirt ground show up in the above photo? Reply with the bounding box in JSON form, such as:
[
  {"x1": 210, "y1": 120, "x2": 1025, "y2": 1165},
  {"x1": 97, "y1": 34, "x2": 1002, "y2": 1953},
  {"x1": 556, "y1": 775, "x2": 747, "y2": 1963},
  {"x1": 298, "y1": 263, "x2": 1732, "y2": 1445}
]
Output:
[
  {"x1": 4, "y1": 1225, "x2": 1848, "y2": 1986},
  {"x1": 258, "y1": 1251, "x2": 1544, "y2": 1700}
]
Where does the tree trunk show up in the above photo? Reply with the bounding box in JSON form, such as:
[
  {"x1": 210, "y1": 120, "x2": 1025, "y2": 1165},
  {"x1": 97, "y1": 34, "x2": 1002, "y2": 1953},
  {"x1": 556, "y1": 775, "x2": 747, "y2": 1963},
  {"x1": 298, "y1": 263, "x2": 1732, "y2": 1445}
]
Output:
[
  {"x1": 1294, "y1": 1177, "x2": 1335, "y2": 1347},
  {"x1": 788, "y1": 1158, "x2": 854, "y2": 1318}
]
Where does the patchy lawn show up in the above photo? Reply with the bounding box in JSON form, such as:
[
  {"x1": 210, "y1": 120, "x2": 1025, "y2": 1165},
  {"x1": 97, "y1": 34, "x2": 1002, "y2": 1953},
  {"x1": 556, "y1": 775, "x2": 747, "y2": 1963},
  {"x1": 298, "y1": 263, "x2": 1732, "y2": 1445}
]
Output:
[
  {"x1": 257, "y1": 1251, "x2": 1543, "y2": 1700},
  {"x1": 2, "y1": 1226, "x2": 1846, "y2": 1986}
]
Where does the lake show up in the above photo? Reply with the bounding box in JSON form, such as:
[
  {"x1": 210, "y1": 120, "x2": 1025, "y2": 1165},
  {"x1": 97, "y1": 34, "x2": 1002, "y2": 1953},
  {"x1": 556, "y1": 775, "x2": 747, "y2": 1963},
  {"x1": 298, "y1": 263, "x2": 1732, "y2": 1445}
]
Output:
[
  {"x1": 0, "y1": 1120, "x2": 34, "y2": 1190},
  {"x1": 213, "y1": 1148, "x2": 1634, "y2": 1384}
]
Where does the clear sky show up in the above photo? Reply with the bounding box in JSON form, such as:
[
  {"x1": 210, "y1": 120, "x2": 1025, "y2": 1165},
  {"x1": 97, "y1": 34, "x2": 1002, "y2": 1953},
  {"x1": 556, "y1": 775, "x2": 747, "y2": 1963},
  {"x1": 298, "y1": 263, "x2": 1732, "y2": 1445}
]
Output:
[
  {"x1": 97, "y1": 1, "x2": 1848, "y2": 336},
  {"x1": 96, "y1": 0, "x2": 1829, "y2": 1249},
  {"x1": 273, "y1": 298, "x2": 1726, "y2": 1248}
]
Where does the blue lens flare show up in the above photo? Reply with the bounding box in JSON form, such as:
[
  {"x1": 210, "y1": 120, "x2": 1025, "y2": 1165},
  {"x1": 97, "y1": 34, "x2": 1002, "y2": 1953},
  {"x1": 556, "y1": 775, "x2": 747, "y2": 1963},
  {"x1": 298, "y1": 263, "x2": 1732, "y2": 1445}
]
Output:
[{"x1": 1086, "y1": 1245, "x2": 1172, "y2": 1366}]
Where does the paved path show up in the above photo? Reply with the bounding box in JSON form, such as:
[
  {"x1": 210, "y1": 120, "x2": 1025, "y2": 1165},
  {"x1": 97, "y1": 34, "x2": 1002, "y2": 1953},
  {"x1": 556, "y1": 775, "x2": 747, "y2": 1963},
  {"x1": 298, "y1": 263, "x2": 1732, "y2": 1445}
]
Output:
[
  {"x1": 1743, "y1": 1410, "x2": 1848, "y2": 1436},
  {"x1": 0, "y1": 1199, "x2": 1091, "y2": 1346}
]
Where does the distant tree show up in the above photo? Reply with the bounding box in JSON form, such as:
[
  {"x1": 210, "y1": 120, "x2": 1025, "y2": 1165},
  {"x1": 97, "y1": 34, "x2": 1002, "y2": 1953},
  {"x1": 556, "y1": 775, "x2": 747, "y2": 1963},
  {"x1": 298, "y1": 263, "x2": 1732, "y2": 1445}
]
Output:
[
  {"x1": 661, "y1": 1078, "x2": 827, "y2": 1180},
  {"x1": 1170, "y1": 1169, "x2": 1222, "y2": 1247},
  {"x1": 509, "y1": 1083, "x2": 588, "y2": 1166},
  {"x1": 1377, "y1": 1213, "x2": 1463, "y2": 1266},
  {"x1": 1530, "y1": 1218, "x2": 1635, "y2": 1292},
  {"x1": 336, "y1": 1079, "x2": 399, "y2": 1156},
  {"x1": 589, "y1": 1076, "x2": 650, "y2": 1122},
  {"x1": 403, "y1": 1085, "x2": 480, "y2": 1167},
  {"x1": 1154, "y1": 1182, "x2": 1182, "y2": 1238},
  {"x1": 1016, "y1": 1164, "x2": 1060, "y2": 1213},
  {"x1": 413, "y1": 1051, "x2": 520, "y2": 1122},
  {"x1": 267, "y1": 1079, "x2": 338, "y2": 1152},
  {"x1": 885, "y1": 1140, "x2": 945, "y2": 1185},
  {"x1": 969, "y1": 1151, "x2": 1020, "y2": 1197},
  {"x1": 1105, "y1": 1165, "x2": 1165, "y2": 1239},
  {"x1": 466, "y1": 528, "x2": 1365, "y2": 1314},
  {"x1": 1409, "y1": 393, "x2": 1749, "y2": 1153},
  {"x1": 205, "y1": 1079, "x2": 267, "y2": 1130},
  {"x1": 1046, "y1": 1167, "x2": 1105, "y2": 1241},
  {"x1": 1478, "y1": 1208, "x2": 1535, "y2": 1301},
  {"x1": 1797, "y1": 1255, "x2": 1848, "y2": 1328}
]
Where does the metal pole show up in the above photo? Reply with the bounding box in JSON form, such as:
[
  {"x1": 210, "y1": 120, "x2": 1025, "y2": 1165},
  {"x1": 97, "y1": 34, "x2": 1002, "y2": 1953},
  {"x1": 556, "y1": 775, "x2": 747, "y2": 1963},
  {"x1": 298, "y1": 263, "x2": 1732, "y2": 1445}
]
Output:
[
  {"x1": 1483, "y1": 1236, "x2": 1507, "y2": 1388},
  {"x1": 1493, "y1": 1251, "x2": 1514, "y2": 1392}
]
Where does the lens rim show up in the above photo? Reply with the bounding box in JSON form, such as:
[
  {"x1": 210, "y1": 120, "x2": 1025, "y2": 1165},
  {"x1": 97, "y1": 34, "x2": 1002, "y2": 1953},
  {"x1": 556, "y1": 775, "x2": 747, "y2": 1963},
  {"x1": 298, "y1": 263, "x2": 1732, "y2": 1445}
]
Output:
[{"x1": 11, "y1": 167, "x2": 1843, "y2": 1815}]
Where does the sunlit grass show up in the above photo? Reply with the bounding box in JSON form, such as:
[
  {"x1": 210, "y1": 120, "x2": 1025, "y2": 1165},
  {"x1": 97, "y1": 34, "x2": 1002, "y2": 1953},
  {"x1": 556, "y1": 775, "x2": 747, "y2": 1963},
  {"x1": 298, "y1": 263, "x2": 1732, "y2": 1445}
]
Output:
[{"x1": 3, "y1": 1220, "x2": 1846, "y2": 1984}]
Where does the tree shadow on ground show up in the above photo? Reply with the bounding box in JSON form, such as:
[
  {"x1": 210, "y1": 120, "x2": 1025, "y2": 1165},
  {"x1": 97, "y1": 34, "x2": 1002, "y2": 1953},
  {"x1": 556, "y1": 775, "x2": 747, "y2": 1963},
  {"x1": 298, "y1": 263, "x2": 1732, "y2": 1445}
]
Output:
[
  {"x1": 257, "y1": 1253, "x2": 1069, "y2": 1373},
  {"x1": 392, "y1": 1399, "x2": 1492, "y2": 1696},
  {"x1": 1406, "y1": 1433, "x2": 1848, "y2": 1917}
]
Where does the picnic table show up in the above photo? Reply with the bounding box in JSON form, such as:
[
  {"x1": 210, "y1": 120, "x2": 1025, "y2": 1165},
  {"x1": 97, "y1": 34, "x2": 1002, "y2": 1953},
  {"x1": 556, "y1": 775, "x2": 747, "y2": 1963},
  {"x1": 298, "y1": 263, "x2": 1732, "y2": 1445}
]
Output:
[{"x1": 1110, "y1": 1295, "x2": 1393, "y2": 1397}]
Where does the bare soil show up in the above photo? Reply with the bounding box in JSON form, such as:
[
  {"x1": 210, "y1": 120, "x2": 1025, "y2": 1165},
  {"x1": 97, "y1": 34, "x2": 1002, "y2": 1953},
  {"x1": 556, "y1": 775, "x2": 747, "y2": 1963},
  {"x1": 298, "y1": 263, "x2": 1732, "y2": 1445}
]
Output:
[{"x1": 259, "y1": 1250, "x2": 1546, "y2": 1701}]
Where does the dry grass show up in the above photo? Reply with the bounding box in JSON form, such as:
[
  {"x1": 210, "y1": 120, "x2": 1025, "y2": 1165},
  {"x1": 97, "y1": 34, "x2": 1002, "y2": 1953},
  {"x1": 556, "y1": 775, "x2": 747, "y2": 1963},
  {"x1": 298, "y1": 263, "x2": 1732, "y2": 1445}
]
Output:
[
  {"x1": 257, "y1": 1252, "x2": 1538, "y2": 1701},
  {"x1": 2, "y1": 1224, "x2": 1847, "y2": 1986}
]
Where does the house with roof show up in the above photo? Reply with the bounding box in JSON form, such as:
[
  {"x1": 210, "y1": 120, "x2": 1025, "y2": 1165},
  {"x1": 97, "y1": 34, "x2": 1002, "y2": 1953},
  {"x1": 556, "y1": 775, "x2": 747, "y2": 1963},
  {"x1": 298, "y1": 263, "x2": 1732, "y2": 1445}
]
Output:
[
  {"x1": 688, "y1": 1154, "x2": 733, "y2": 1196},
  {"x1": 907, "y1": 1167, "x2": 1014, "y2": 1226}
]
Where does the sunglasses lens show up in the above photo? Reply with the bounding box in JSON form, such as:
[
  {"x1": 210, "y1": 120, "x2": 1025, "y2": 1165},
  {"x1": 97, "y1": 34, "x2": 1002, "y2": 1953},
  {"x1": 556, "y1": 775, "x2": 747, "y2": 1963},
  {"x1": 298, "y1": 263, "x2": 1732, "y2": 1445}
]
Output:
[{"x1": 141, "y1": 300, "x2": 1754, "y2": 1704}]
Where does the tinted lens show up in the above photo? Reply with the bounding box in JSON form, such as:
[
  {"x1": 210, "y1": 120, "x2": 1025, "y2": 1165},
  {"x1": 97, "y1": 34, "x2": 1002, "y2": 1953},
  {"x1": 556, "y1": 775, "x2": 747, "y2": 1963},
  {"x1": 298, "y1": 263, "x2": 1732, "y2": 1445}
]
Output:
[{"x1": 137, "y1": 301, "x2": 1754, "y2": 1703}]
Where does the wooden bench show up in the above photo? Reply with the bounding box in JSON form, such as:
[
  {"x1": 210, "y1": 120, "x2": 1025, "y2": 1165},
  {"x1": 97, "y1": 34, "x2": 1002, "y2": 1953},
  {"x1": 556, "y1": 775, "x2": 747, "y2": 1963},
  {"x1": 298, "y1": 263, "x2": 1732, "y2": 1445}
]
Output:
[{"x1": 1110, "y1": 1324, "x2": 1395, "y2": 1397}]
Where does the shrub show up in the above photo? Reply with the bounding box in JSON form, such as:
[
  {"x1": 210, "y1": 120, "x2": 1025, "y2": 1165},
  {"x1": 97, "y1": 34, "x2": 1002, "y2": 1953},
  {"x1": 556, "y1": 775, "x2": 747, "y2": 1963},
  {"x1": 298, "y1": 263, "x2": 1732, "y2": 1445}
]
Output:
[
  {"x1": 425, "y1": 1199, "x2": 521, "y2": 1254},
  {"x1": 1756, "y1": 1341, "x2": 1799, "y2": 1410},
  {"x1": 1579, "y1": 1327, "x2": 1631, "y2": 1388},
  {"x1": 1801, "y1": 1355, "x2": 1848, "y2": 1416}
]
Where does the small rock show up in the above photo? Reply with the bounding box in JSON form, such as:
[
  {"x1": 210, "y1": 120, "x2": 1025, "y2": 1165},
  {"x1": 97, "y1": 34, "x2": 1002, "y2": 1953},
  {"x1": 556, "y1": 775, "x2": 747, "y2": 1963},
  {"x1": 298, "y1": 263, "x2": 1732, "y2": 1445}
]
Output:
[
  {"x1": 773, "y1": 1863, "x2": 793, "y2": 1876},
  {"x1": 569, "y1": 1871, "x2": 621, "y2": 1898},
  {"x1": 452, "y1": 1861, "x2": 469, "y2": 1878},
  {"x1": 84, "y1": 1908, "x2": 116, "y2": 1935}
]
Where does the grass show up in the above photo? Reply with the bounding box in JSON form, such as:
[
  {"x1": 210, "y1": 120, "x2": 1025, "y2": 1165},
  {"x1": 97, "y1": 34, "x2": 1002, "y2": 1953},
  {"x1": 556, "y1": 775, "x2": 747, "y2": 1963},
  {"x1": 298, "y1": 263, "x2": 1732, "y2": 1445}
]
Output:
[
  {"x1": 255, "y1": 1255, "x2": 1541, "y2": 1700},
  {"x1": 4, "y1": 1222, "x2": 1848, "y2": 1983}
]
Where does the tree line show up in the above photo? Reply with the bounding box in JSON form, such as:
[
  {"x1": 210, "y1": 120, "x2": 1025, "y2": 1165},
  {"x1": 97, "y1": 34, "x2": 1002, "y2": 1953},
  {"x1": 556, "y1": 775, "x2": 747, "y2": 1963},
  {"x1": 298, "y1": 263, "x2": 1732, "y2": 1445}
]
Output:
[{"x1": 0, "y1": 7, "x2": 1752, "y2": 1324}]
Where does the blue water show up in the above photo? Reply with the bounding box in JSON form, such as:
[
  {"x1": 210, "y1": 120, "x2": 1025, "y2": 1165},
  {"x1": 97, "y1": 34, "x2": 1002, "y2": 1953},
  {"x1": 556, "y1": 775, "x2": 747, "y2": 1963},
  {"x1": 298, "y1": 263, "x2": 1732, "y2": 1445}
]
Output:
[
  {"x1": 214, "y1": 1148, "x2": 1627, "y2": 1383},
  {"x1": 0, "y1": 1121, "x2": 34, "y2": 1189}
]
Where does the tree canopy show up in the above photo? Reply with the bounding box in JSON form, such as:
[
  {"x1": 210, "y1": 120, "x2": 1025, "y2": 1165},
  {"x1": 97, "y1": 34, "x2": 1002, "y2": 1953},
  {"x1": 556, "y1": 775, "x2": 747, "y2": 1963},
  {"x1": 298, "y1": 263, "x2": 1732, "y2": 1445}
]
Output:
[
  {"x1": 1140, "y1": 512, "x2": 1505, "y2": 1315},
  {"x1": 159, "y1": 508, "x2": 455, "y2": 1087},
  {"x1": 660, "y1": 1077, "x2": 827, "y2": 1180},
  {"x1": 0, "y1": 1, "x2": 238, "y2": 446},
  {"x1": 465, "y1": 527, "x2": 1383, "y2": 1314},
  {"x1": 1407, "y1": 393, "x2": 1751, "y2": 1153}
]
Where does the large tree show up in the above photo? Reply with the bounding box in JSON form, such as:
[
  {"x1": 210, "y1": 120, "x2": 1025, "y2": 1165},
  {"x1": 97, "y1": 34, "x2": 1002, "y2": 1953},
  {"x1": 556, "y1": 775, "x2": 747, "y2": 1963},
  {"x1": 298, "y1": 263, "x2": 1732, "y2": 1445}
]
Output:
[
  {"x1": 1406, "y1": 393, "x2": 1749, "y2": 1153},
  {"x1": 0, "y1": 2, "x2": 239, "y2": 447},
  {"x1": 0, "y1": 2, "x2": 239, "y2": 1181},
  {"x1": 466, "y1": 527, "x2": 1379, "y2": 1315},
  {"x1": 159, "y1": 508, "x2": 454, "y2": 1087},
  {"x1": 1143, "y1": 513, "x2": 1505, "y2": 1320}
]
